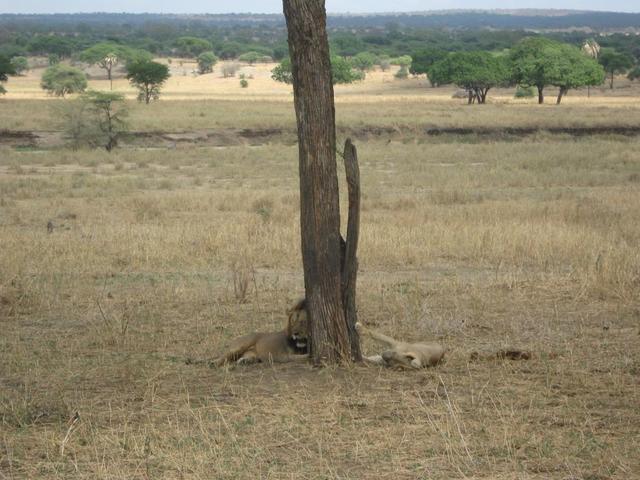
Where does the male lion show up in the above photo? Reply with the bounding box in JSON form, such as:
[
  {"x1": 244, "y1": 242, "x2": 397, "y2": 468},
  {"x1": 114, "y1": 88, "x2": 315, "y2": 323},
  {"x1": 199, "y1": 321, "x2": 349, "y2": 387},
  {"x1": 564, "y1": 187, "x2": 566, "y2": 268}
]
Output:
[
  {"x1": 356, "y1": 322, "x2": 445, "y2": 369},
  {"x1": 212, "y1": 299, "x2": 309, "y2": 367}
]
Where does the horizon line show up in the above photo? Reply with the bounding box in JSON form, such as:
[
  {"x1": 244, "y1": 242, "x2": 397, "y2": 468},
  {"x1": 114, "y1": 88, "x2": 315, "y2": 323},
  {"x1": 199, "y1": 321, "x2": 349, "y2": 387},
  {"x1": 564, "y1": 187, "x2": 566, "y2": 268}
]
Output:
[{"x1": 1, "y1": 8, "x2": 640, "y2": 16}]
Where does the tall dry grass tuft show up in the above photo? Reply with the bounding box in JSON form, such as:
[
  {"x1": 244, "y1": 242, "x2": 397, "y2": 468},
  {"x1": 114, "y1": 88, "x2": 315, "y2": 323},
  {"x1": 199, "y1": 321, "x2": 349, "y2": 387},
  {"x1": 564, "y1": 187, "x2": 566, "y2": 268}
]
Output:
[{"x1": 231, "y1": 260, "x2": 256, "y2": 304}]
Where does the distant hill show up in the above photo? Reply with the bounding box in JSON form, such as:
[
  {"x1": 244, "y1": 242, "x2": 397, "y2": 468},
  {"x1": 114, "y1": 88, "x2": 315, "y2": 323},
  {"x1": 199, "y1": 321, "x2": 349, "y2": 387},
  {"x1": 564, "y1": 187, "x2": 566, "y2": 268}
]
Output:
[
  {"x1": 328, "y1": 11, "x2": 640, "y2": 31},
  {"x1": 0, "y1": 10, "x2": 639, "y2": 32}
]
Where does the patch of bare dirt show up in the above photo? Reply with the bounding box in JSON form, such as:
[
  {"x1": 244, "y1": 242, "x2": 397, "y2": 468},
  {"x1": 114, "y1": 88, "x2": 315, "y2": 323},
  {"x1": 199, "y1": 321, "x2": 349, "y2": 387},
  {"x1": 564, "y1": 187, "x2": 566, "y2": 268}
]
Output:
[{"x1": 3, "y1": 125, "x2": 640, "y2": 149}]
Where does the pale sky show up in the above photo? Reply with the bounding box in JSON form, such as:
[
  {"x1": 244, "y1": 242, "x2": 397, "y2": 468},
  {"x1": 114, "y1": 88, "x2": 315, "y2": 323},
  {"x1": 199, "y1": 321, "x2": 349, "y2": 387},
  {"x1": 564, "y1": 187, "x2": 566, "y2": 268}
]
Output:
[{"x1": 0, "y1": 1, "x2": 637, "y2": 14}]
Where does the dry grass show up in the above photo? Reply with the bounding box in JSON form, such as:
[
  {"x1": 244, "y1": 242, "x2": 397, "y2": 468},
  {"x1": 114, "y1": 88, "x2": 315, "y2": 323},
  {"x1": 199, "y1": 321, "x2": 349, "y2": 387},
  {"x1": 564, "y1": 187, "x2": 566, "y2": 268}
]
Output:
[
  {"x1": 2, "y1": 61, "x2": 640, "y2": 133},
  {"x1": 6, "y1": 60, "x2": 640, "y2": 102},
  {"x1": 1, "y1": 128, "x2": 639, "y2": 478},
  {"x1": 1, "y1": 62, "x2": 640, "y2": 477},
  {"x1": 5, "y1": 96, "x2": 640, "y2": 135}
]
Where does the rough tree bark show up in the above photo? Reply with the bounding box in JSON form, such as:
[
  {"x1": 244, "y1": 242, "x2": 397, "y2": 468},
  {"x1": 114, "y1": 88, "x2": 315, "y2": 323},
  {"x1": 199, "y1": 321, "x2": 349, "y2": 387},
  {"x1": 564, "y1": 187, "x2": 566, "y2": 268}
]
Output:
[
  {"x1": 537, "y1": 85, "x2": 545, "y2": 104},
  {"x1": 479, "y1": 88, "x2": 489, "y2": 104},
  {"x1": 341, "y1": 139, "x2": 362, "y2": 361},
  {"x1": 283, "y1": 0, "x2": 352, "y2": 365},
  {"x1": 556, "y1": 86, "x2": 567, "y2": 105}
]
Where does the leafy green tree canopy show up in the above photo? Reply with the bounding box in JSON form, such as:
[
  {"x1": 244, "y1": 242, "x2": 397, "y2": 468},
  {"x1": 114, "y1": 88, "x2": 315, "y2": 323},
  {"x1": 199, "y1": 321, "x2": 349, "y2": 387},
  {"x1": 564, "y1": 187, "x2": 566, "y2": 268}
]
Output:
[
  {"x1": 510, "y1": 37, "x2": 562, "y2": 104},
  {"x1": 175, "y1": 37, "x2": 212, "y2": 57},
  {"x1": 216, "y1": 41, "x2": 243, "y2": 60},
  {"x1": 272, "y1": 56, "x2": 364, "y2": 85},
  {"x1": 330, "y1": 34, "x2": 366, "y2": 57},
  {"x1": 10, "y1": 56, "x2": 29, "y2": 75},
  {"x1": 0, "y1": 55, "x2": 16, "y2": 94},
  {"x1": 271, "y1": 59, "x2": 293, "y2": 84},
  {"x1": 331, "y1": 55, "x2": 366, "y2": 83},
  {"x1": 350, "y1": 52, "x2": 376, "y2": 71},
  {"x1": 0, "y1": 55, "x2": 16, "y2": 82},
  {"x1": 272, "y1": 45, "x2": 289, "y2": 61},
  {"x1": 548, "y1": 44, "x2": 605, "y2": 103},
  {"x1": 390, "y1": 55, "x2": 412, "y2": 67},
  {"x1": 28, "y1": 35, "x2": 75, "y2": 57},
  {"x1": 79, "y1": 43, "x2": 151, "y2": 66},
  {"x1": 79, "y1": 43, "x2": 152, "y2": 88},
  {"x1": 197, "y1": 51, "x2": 219, "y2": 74},
  {"x1": 238, "y1": 51, "x2": 262, "y2": 64},
  {"x1": 126, "y1": 60, "x2": 170, "y2": 104},
  {"x1": 409, "y1": 48, "x2": 446, "y2": 78},
  {"x1": 510, "y1": 37, "x2": 606, "y2": 103},
  {"x1": 430, "y1": 51, "x2": 510, "y2": 104},
  {"x1": 41, "y1": 64, "x2": 88, "y2": 97},
  {"x1": 598, "y1": 48, "x2": 634, "y2": 88}
]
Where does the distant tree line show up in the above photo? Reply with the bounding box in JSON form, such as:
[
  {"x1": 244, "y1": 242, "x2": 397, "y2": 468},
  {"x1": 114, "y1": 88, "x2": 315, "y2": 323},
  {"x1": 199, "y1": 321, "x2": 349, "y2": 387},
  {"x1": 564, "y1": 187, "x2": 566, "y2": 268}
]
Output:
[
  {"x1": 1, "y1": 13, "x2": 639, "y2": 67},
  {"x1": 1, "y1": 11, "x2": 640, "y2": 37},
  {"x1": 1, "y1": 14, "x2": 639, "y2": 100}
]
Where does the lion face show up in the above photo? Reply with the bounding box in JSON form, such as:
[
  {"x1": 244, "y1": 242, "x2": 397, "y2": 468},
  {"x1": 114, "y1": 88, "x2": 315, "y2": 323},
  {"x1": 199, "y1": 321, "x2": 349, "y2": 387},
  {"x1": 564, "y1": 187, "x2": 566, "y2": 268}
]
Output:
[
  {"x1": 286, "y1": 299, "x2": 309, "y2": 351},
  {"x1": 382, "y1": 350, "x2": 421, "y2": 369}
]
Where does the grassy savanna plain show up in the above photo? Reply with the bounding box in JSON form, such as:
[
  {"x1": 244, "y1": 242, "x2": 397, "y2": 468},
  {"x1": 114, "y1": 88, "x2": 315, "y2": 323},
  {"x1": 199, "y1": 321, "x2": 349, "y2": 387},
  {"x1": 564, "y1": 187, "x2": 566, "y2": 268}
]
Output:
[{"x1": 1, "y1": 61, "x2": 639, "y2": 479}]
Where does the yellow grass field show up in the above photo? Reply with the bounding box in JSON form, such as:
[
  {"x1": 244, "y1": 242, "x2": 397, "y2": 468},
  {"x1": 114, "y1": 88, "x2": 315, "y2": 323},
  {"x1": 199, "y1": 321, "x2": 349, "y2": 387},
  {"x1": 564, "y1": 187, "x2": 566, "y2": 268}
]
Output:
[
  {"x1": 1, "y1": 61, "x2": 639, "y2": 479},
  {"x1": 5, "y1": 59, "x2": 640, "y2": 103}
]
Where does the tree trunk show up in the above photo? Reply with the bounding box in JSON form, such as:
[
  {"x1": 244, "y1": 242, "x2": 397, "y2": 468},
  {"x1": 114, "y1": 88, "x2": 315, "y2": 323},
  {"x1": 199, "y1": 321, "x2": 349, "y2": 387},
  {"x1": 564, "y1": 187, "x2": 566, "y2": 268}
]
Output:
[
  {"x1": 479, "y1": 88, "x2": 489, "y2": 104},
  {"x1": 556, "y1": 86, "x2": 567, "y2": 105},
  {"x1": 537, "y1": 86, "x2": 544, "y2": 104},
  {"x1": 283, "y1": 0, "x2": 351, "y2": 365},
  {"x1": 341, "y1": 139, "x2": 362, "y2": 362},
  {"x1": 610, "y1": 72, "x2": 614, "y2": 89}
]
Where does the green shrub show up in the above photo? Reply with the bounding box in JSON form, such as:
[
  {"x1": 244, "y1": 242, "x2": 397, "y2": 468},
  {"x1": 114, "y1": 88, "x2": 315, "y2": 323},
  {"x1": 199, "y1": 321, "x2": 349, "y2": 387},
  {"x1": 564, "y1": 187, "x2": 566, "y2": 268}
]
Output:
[
  {"x1": 394, "y1": 66, "x2": 409, "y2": 79},
  {"x1": 514, "y1": 86, "x2": 535, "y2": 98},
  {"x1": 41, "y1": 64, "x2": 87, "y2": 97}
]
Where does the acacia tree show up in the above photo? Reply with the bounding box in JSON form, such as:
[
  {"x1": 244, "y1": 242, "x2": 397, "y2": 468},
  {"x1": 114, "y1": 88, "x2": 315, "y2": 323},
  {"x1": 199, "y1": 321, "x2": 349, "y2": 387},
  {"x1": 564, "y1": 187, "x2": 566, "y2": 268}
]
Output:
[
  {"x1": 79, "y1": 43, "x2": 151, "y2": 90},
  {"x1": 41, "y1": 64, "x2": 87, "y2": 97},
  {"x1": 57, "y1": 91, "x2": 128, "y2": 151},
  {"x1": 510, "y1": 37, "x2": 560, "y2": 104},
  {"x1": 550, "y1": 44, "x2": 604, "y2": 104},
  {"x1": 283, "y1": 0, "x2": 361, "y2": 365},
  {"x1": 598, "y1": 49, "x2": 634, "y2": 89},
  {"x1": 430, "y1": 51, "x2": 510, "y2": 104},
  {"x1": 238, "y1": 51, "x2": 262, "y2": 65},
  {"x1": 197, "y1": 51, "x2": 218, "y2": 74},
  {"x1": 83, "y1": 91, "x2": 128, "y2": 151},
  {"x1": 410, "y1": 48, "x2": 446, "y2": 85},
  {"x1": 126, "y1": 60, "x2": 170, "y2": 104}
]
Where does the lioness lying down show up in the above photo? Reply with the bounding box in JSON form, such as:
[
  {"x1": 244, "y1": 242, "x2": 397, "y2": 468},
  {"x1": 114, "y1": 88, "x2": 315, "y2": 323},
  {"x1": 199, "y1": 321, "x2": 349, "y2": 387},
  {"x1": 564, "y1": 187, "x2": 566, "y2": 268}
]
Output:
[
  {"x1": 212, "y1": 299, "x2": 309, "y2": 367},
  {"x1": 356, "y1": 322, "x2": 445, "y2": 369}
]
